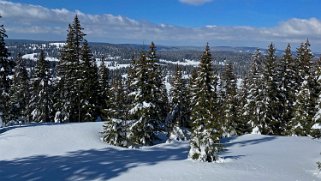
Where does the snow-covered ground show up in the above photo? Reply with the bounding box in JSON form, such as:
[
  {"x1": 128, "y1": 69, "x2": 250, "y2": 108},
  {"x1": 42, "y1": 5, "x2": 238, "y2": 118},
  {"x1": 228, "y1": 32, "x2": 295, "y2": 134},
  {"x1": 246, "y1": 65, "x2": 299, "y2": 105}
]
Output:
[
  {"x1": 0, "y1": 122, "x2": 320, "y2": 181},
  {"x1": 160, "y1": 59, "x2": 199, "y2": 67},
  {"x1": 22, "y1": 53, "x2": 59, "y2": 62}
]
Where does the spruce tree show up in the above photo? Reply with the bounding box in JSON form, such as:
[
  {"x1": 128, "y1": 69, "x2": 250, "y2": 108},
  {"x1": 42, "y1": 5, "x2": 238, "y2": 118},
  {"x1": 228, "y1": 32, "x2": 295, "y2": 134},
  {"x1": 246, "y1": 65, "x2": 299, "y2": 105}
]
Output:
[
  {"x1": 29, "y1": 50, "x2": 53, "y2": 122},
  {"x1": 97, "y1": 59, "x2": 111, "y2": 121},
  {"x1": 237, "y1": 77, "x2": 252, "y2": 134},
  {"x1": 188, "y1": 44, "x2": 222, "y2": 162},
  {"x1": 313, "y1": 56, "x2": 321, "y2": 137},
  {"x1": 278, "y1": 44, "x2": 296, "y2": 135},
  {"x1": 292, "y1": 40, "x2": 317, "y2": 136},
  {"x1": 78, "y1": 40, "x2": 99, "y2": 122},
  {"x1": 243, "y1": 49, "x2": 264, "y2": 133},
  {"x1": 8, "y1": 54, "x2": 30, "y2": 123},
  {"x1": 167, "y1": 64, "x2": 190, "y2": 141},
  {"x1": 221, "y1": 64, "x2": 238, "y2": 136},
  {"x1": 0, "y1": 15, "x2": 10, "y2": 126},
  {"x1": 128, "y1": 53, "x2": 158, "y2": 146},
  {"x1": 147, "y1": 42, "x2": 169, "y2": 130},
  {"x1": 262, "y1": 43, "x2": 280, "y2": 135},
  {"x1": 102, "y1": 74, "x2": 128, "y2": 147},
  {"x1": 55, "y1": 16, "x2": 86, "y2": 122}
]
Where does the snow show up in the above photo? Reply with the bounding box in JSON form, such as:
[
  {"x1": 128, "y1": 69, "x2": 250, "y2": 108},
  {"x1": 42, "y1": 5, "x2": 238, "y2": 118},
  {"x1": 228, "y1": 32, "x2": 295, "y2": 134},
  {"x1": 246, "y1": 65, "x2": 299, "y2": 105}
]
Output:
[
  {"x1": 160, "y1": 59, "x2": 199, "y2": 67},
  {"x1": 96, "y1": 61, "x2": 130, "y2": 70},
  {"x1": 0, "y1": 122, "x2": 320, "y2": 181},
  {"x1": 49, "y1": 42, "x2": 66, "y2": 48},
  {"x1": 22, "y1": 53, "x2": 59, "y2": 62},
  {"x1": 22, "y1": 53, "x2": 38, "y2": 60}
]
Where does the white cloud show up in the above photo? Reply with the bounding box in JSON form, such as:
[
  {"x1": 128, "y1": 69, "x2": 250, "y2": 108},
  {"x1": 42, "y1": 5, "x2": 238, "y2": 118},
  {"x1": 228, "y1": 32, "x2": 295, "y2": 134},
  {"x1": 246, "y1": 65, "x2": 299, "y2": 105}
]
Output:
[
  {"x1": 179, "y1": 0, "x2": 213, "y2": 5},
  {"x1": 1, "y1": 0, "x2": 321, "y2": 50}
]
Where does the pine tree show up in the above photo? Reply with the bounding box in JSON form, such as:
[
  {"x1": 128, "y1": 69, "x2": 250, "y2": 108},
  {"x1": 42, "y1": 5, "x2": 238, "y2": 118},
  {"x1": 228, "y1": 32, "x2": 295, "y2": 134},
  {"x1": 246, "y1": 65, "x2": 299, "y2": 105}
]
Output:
[
  {"x1": 101, "y1": 74, "x2": 128, "y2": 147},
  {"x1": 127, "y1": 53, "x2": 158, "y2": 146},
  {"x1": 262, "y1": 43, "x2": 280, "y2": 135},
  {"x1": 97, "y1": 59, "x2": 111, "y2": 121},
  {"x1": 187, "y1": 68, "x2": 198, "y2": 128},
  {"x1": 8, "y1": 54, "x2": 30, "y2": 123},
  {"x1": 167, "y1": 64, "x2": 190, "y2": 141},
  {"x1": 278, "y1": 44, "x2": 297, "y2": 135},
  {"x1": 237, "y1": 77, "x2": 252, "y2": 134},
  {"x1": 78, "y1": 40, "x2": 99, "y2": 122},
  {"x1": 147, "y1": 42, "x2": 169, "y2": 130},
  {"x1": 243, "y1": 49, "x2": 264, "y2": 133},
  {"x1": 55, "y1": 16, "x2": 86, "y2": 122},
  {"x1": 221, "y1": 64, "x2": 238, "y2": 136},
  {"x1": 188, "y1": 44, "x2": 222, "y2": 162},
  {"x1": 29, "y1": 50, "x2": 53, "y2": 122},
  {"x1": 313, "y1": 56, "x2": 321, "y2": 137},
  {"x1": 291, "y1": 40, "x2": 316, "y2": 136},
  {"x1": 0, "y1": 15, "x2": 10, "y2": 126}
]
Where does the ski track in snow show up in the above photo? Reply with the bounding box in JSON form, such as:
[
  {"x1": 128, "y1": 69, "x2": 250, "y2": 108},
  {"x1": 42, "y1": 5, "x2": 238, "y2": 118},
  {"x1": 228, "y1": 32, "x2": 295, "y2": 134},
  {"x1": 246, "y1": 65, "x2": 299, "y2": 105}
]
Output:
[{"x1": 0, "y1": 122, "x2": 320, "y2": 181}]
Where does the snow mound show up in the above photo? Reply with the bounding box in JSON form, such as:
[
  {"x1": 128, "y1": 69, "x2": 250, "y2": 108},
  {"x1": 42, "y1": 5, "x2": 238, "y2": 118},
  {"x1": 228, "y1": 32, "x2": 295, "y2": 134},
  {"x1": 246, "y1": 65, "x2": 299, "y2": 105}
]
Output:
[{"x1": 0, "y1": 122, "x2": 320, "y2": 181}]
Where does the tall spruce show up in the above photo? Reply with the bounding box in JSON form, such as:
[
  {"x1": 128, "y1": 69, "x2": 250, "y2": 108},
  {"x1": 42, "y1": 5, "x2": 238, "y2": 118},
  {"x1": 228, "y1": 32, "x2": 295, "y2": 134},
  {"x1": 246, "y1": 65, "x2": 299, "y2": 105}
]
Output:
[
  {"x1": 292, "y1": 40, "x2": 317, "y2": 136},
  {"x1": 243, "y1": 49, "x2": 264, "y2": 133},
  {"x1": 221, "y1": 64, "x2": 238, "y2": 136},
  {"x1": 262, "y1": 43, "x2": 281, "y2": 135},
  {"x1": 167, "y1": 64, "x2": 190, "y2": 141},
  {"x1": 313, "y1": 56, "x2": 321, "y2": 137},
  {"x1": 8, "y1": 54, "x2": 30, "y2": 123},
  {"x1": 147, "y1": 42, "x2": 169, "y2": 130},
  {"x1": 29, "y1": 50, "x2": 53, "y2": 122},
  {"x1": 97, "y1": 59, "x2": 111, "y2": 121},
  {"x1": 127, "y1": 53, "x2": 158, "y2": 146},
  {"x1": 237, "y1": 77, "x2": 252, "y2": 134},
  {"x1": 55, "y1": 15, "x2": 86, "y2": 122},
  {"x1": 278, "y1": 44, "x2": 296, "y2": 135},
  {"x1": 188, "y1": 44, "x2": 222, "y2": 162},
  {"x1": 102, "y1": 74, "x2": 128, "y2": 147},
  {"x1": 78, "y1": 40, "x2": 99, "y2": 121},
  {"x1": 0, "y1": 15, "x2": 10, "y2": 126}
]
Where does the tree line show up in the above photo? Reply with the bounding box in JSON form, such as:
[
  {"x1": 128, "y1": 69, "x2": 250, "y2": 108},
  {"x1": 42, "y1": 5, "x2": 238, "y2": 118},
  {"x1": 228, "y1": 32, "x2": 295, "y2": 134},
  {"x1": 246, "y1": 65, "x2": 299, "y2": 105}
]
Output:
[{"x1": 0, "y1": 16, "x2": 321, "y2": 162}]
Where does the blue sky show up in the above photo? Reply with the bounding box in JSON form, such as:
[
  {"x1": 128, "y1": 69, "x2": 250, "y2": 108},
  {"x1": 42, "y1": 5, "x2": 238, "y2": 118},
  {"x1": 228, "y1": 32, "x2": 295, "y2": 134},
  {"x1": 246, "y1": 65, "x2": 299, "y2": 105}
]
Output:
[
  {"x1": 1, "y1": 0, "x2": 321, "y2": 50},
  {"x1": 7, "y1": 0, "x2": 321, "y2": 27}
]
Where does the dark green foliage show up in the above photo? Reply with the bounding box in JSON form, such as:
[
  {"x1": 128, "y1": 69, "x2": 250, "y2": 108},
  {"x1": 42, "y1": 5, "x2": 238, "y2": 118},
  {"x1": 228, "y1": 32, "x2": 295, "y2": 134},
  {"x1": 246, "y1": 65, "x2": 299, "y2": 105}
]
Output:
[
  {"x1": 128, "y1": 53, "x2": 158, "y2": 146},
  {"x1": 221, "y1": 64, "x2": 239, "y2": 135},
  {"x1": 78, "y1": 40, "x2": 99, "y2": 121},
  {"x1": 167, "y1": 64, "x2": 190, "y2": 141},
  {"x1": 125, "y1": 42, "x2": 169, "y2": 146},
  {"x1": 55, "y1": 15, "x2": 90, "y2": 122},
  {"x1": 261, "y1": 43, "x2": 280, "y2": 135},
  {"x1": 147, "y1": 42, "x2": 169, "y2": 129},
  {"x1": 278, "y1": 44, "x2": 297, "y2": 135},
  {"x1": 8, "y1": 54, "x2": 30, "y2": 122},
  {"x1": 170, "y1": 64, "x2": 190, "y2": 128},
  {"x1": 237, "y1": 78, "x2": 252, "y2": 134},
  {"x1": 102, "y1": 117, "x2": 128, "y2": 147},
  {"x1": 291, "y1": 41, "x2": 317, "y2": 136},
  {"x1": 97, "y1": 59, "x2": 111, "y2": 121},
  {"x1": 243, "y1": 49, "x2": 264, "y2": 133},
  {"x1": 29, "y1": 50, "x2": 53, "y2": 122},
  {"x1": 0, "y1": 16, "x2": 10, "y2": 125},
  {"x1": 189, "y1": 44, "x2": 222, "y2": 162}
]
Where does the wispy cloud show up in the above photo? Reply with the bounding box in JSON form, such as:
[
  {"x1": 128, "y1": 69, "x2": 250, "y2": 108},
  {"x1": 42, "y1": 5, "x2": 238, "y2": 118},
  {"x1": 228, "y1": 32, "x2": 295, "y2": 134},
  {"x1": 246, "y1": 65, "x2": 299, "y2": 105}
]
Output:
[
  {"x1": 179, "y1": 0, "x2": 213, "y2": 6},
  {"x1": 0, "y1": 0, "x2": 321, "y2": 50}
]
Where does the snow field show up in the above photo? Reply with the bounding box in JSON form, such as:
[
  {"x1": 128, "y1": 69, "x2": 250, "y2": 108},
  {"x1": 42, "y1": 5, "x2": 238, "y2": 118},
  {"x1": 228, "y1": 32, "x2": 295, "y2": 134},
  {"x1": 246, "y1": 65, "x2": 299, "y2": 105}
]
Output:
[{"x1": 0, "y1": 122, "x2": 320, "y2": 181}]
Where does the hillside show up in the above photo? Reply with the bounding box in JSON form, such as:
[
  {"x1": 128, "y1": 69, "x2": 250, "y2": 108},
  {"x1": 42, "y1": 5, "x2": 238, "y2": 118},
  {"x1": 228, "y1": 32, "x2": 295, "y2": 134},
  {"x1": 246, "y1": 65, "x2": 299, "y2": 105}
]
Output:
[{"x1": 0, "y1": 122, "x2": 320, "y2": 181}]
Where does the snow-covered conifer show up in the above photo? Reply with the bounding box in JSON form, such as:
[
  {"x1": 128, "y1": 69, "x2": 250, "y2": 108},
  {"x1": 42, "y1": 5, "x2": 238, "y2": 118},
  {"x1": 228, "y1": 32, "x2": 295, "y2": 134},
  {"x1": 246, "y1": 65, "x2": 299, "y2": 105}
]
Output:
[{"x1": 188, "y1": 44, "x2": 222, "y2": 162}]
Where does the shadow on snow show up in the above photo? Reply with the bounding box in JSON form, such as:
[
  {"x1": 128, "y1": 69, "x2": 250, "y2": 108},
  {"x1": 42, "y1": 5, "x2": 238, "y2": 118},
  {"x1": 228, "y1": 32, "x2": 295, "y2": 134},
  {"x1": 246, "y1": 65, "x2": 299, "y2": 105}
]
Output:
[
  {"x1": 0, "y1": 134, "x2": 277, "y2": 180},
  {"x1": 0, "y1": 145, "x2": 188, "y2": 181}
]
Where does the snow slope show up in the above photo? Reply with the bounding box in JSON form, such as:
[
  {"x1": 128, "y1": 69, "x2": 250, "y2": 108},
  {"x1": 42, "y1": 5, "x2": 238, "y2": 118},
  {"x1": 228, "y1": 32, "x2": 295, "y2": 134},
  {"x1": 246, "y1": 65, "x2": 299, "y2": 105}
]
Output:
[{"x1": 0, "y1": 122, "x2": 320, "y2": 181}]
